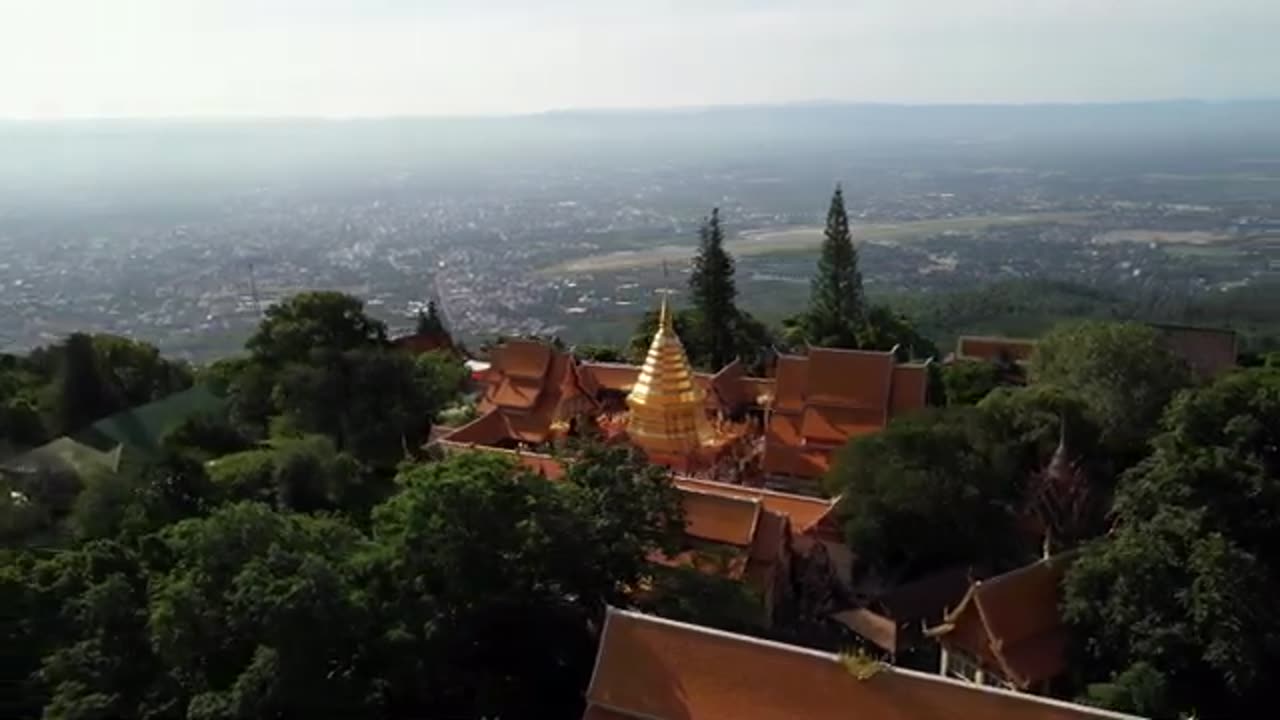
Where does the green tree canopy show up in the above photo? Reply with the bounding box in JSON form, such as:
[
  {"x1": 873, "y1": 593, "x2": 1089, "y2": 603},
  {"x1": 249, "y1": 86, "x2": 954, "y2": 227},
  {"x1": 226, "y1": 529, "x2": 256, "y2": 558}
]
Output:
[
  {"x1": 1063, "y1": 367, "x2": 1280, "y2": 718},
  {"x1": 688, "y1": 208, "x2": 740, "y2": 369},
  {"x1": 415, "y1": 300, "x2": 447, "y2": 336},
  {"x1": 804, "y1": 184, "x2": 865, "y2": 348},
  {"x1": 827, "y1": 407, "x2": 1027, "y2": 581},
  {"x1": 368, "y1": 448, "x2": 682, "y2": 717},
  {"x1": 1031, "y1": 320, "x2": 1192, "y2": 459},
  {"x1": 629, "y1": 304, "x2": 775, "y2": 373},
  {"x1": 941, "y1": 359, "x2": 1004, "y2": 406},
  {"x1": 247, "y1": 291, "x2": 388, "y2": 367}
]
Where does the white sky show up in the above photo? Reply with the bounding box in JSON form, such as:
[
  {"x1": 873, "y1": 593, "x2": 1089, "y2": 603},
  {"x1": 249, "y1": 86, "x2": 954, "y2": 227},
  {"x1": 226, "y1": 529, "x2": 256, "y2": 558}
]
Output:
[{"x1": 1, "y1": 0, "x2": 1276, "y2": 118}]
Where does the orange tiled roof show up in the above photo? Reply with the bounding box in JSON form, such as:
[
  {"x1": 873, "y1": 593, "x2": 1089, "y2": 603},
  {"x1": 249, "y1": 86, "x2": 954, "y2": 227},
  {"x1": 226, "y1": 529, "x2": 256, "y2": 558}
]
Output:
[
  {"x1": 464, "y1": 340, "x2": 601, "y2": 446},
  {"x1": 392, "y1": 331, "x2": 454, "y2": 355},
  {"x1": 956, "y1": 336, "x2": 1039, "y2": 364},
  {"x1": 680, "y1": 489, "x2": 761, "y2": 546},
  {"x1": 772, "y1": 355, "x2": 809, "y2": 411},
  {"x1": 930, "y1": 553, "x2": 1076, "y2": 689},
  {"x1": 800, "y1": 406, "x2": 884, "y2": 445},
  {"x1": 890, "y1": 363, "x2": 930, "y2": 415},
  {"x1": 585, "y1": 608, "x2": 1141, "y2": 720},
  {"x1": 440, "y1": 410, "x2": 509, "y2": 445},
  {"x1": 762, "y1": 413, "x2": 831, "y2": 478},
  {"x1": 834, "y1": 565, "x2": 979, "y2": 654},
  {"x1": 805, "y1": 347, "x2": 895, "y2": 410},
  {"x1": 495, "y1": 339, "x2": 553, "y2": 379},
  {"x1": 763, "y1": 347, "x2": 927, "y2": 480},
  {"x1": 580, "y1": 362, "x2": 641, "y2": 392},
  {"x1": 673, "y1": 477, "x2": 838, "y2": 535}
]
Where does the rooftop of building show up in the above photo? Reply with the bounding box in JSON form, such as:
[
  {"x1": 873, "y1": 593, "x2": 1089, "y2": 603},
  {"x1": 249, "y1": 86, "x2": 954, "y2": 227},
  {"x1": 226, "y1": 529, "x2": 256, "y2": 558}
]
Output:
[
  {"x1": 927, "y1": 552, "x2": 1077, "y2": 690},
  {"x1": 584, "y1": 608, "x2": 1141, "y2": 720}
]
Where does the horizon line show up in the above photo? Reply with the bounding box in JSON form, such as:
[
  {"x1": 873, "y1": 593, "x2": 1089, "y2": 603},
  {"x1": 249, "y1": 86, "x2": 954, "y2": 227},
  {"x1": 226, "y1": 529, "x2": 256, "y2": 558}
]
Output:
[{"x1": 2, "y1": 96, "x2": 1277, "y2": 124}]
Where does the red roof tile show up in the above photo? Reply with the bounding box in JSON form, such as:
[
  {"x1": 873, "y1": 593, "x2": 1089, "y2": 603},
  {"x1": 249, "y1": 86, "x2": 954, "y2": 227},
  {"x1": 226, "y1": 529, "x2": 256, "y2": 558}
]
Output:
[
  {"x1": 800, "y1": 406, "x2": 885, "y2": 444},
  {"x1": 392, "y1": 331, "x2": 454, "y2": 355},
  {"x1": 956, "y1": 336, "x2": 1038, "y2": 363},
  {"x1": 1151, "y1": 323, "x2": 1238, "y2": 379},
  {"x1": 673, "y1": 477, "x2": 838, "y2": 535},
  {"x1": 580, "y1": 362, "x2": 641, "y2": 392},
  {"x1": 496, "y1": 340, "x2": 553, "y2": 380},
  {"x1": 763, "y1": 347, "x2": 923, "y2": 480},
  {"x1": 931, "y1": 553, "x2": 1076, "y2": 689},
  {"x1": 890, "y1": 363, "x2": 930, "y2": 415},
  {"x1": 585, "y1": 609, "x2": 1140, "y2": 720},
  {"x1": 805, "y1": 347, "x2": 895, "y2": 410},
  {"x1": 440, "y1": 410, "x2": 508, "y2": 445},
  {"x1": 680, "y1": 490, "x2": 761, "y2": 547}
]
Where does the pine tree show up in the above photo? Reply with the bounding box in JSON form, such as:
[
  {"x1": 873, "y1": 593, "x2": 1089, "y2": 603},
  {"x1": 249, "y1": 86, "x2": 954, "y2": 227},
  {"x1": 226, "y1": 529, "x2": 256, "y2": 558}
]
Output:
[
  {"x1": 688, "y1": 208, "x2": 738, "y2": 369},
  {"x1": 48, "y1": 333, "x2": 119, "y2": 435},
  {"x1": 416, "y1": 300, "x2": 446, "y2": 336},
  {"x1": 805, "y1": 185, "x2": 865, "y2": 348}
]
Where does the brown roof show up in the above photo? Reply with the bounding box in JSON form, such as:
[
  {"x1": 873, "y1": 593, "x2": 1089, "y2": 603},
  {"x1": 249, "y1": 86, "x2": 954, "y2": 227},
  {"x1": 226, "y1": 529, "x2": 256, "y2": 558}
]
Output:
[
  {"x1": 585, "y1": 609, "x2": 1141, "y2": 720},
  {"x1": 580, "y1": 361, "x2": 641, "y2": 392},
  {"x1": 956, "y1": 336, "x2": 1038, "y2": 364},
  {"x1": 673, "y1": 477, "x2": 838, "y2": 535},
  {"x1": 392, "y1": 331, "x2": 454, "y2": 355},
  {"x1": 680, "y1": 490, "x2": 761, "y2": 547},
  {"x1": 806, "y1": 347, "x2": 895, "y2": 411},
  {"x1": 930, "y1": 553, "x2": 1077, "y2": 689},
  {"x1": 495, "y1": 339, "x2": 553, "y2": 380},
  {"x1": 772, "y1": 355, "x2": 809, "y2": 411},
  {"x1": 439, "y1": 409, "x2": 508, "y2": 445},
  {"x1": 1151, "y1": 323, "x2": 1238, "y2": 379},
  {"x1": 763, "y1": 347, "x2": 924, "y2": 480},
  {"x1": 464, "y1": 340, "x2": 600, "y2": 446},
  {"x1": 832, "y1": 607, "x2": 900, "y2": 654},
  {"x1": 800, "y1": 406, "x2": 884, "y2": 444},
  {"x1": 834, "y1": 565, "x2": 980, "y2": 654},
  {"x1": 890, "y1": 364, "x2": 930, "y2": 415}
]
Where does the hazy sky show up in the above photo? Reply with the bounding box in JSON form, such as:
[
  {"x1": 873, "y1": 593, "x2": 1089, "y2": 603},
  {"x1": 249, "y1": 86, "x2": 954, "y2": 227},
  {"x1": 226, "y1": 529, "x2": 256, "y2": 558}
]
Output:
[{"x1": 2, "y1": 0, "x2": 1275, "y2": 118}]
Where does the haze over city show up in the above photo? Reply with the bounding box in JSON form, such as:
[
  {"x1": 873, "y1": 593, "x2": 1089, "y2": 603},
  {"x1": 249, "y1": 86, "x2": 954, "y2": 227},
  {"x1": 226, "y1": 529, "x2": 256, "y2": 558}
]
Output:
[
  {"x1": 6, "y1": 3, "x2": 1280, "y2": 720},
  {"x1": 2, "y1": 0, "x2": 1276, "y2": 119}
]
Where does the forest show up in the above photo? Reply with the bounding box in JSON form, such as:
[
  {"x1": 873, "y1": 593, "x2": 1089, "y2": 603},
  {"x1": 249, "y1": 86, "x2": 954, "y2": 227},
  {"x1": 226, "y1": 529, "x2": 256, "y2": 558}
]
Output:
[{"x1": 2, "y1": 187, "x2": 1279, "y2": 719}]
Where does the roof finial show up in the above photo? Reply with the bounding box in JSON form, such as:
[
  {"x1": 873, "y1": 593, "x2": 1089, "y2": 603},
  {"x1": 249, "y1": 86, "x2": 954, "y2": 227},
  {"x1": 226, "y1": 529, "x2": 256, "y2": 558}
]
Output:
[{"x1": 657, "y1": 260, "x2": 674, "y2": 332}]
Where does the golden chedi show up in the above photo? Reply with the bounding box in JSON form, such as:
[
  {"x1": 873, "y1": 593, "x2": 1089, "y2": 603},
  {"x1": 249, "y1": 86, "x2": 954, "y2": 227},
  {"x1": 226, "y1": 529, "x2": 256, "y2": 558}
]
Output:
[{"x1": 626, "y1": 295, "x2": 716, "y2": 456}]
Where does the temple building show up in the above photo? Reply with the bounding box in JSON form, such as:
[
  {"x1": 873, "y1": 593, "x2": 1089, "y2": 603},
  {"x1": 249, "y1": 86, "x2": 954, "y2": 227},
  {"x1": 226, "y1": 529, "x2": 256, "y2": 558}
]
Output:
[
  {"x1": 925, "y1": 553, "x2": 1077, "y2": 693},
  {"x1": 623, "y1": 296, "x2": 720, "y2": 466},
  {"x1": 952, "y1": 335, "x2": 1038, "y2": 366},
  {"x1": 442, "y1": 298, "x2": 932, "y2": 484},
  {"x1": 761, "y1": 348, "x2": 931, "y2": 481},
  {"x1": 583, "y1": 608, "x2": 1140, "y2": 720}
]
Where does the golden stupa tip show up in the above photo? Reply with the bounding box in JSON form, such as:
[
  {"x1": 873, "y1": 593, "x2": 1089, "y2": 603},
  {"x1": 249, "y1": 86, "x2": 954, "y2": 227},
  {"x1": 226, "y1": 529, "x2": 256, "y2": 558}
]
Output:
[{"x1": 657, "y1": 291, "x2": 673, "y2": 332}]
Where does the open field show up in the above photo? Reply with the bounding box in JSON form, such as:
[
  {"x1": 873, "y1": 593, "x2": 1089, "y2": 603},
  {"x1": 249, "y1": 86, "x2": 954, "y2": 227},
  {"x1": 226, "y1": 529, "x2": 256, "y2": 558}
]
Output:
[
  {"x1": 1094, "y1": 229, "x2": 1231, "y2": 245},
  {"x1": 544, "y1": 212, "x2": 1095, "y2": 274}
]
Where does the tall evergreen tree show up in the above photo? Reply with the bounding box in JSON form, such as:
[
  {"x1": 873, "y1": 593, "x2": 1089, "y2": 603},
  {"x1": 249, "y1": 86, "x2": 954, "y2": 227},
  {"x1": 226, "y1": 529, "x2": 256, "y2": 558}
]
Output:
[
  {"x1": 804, "y1": 185, "x2": 865, "y2": 348},
  {"x1": 416, "y1": 300, "x2": 446, "y2": 336},
  {"x1": 688, "y1": 208, "x2": 738, "y2": 369},
  {"x1": 46, "y1": 333, "x2": 120, "y2": 435}
]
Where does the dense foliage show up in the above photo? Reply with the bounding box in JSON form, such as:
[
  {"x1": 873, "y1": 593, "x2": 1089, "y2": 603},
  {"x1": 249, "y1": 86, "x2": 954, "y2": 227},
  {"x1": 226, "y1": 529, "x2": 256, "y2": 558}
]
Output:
[
  {"x1": 4, "y1": 192, "x2": 1276, "y2": 720},
  {"x1": 0, "y1": 333, "x2": 193, "y2": 450},
  {"x1": 1062, "y1": 367, "x2": 1280, "y2": 717},
  {"x1": 0, "y1": 441, "x2": 688, "y2": 719}
]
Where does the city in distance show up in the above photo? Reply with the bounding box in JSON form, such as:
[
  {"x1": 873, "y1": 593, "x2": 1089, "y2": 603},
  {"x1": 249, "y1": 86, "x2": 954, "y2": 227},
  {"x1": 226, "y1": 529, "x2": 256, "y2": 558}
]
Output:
[{"x1": 3, "y1": 99, "x2": 1280, "y2": 359}]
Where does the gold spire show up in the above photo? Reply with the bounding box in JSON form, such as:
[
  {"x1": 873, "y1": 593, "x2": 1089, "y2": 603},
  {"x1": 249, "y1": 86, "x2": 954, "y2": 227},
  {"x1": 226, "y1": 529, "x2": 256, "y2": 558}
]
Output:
[{"x1": 626, "y1": 291, "x2": 715, "y2": 456}]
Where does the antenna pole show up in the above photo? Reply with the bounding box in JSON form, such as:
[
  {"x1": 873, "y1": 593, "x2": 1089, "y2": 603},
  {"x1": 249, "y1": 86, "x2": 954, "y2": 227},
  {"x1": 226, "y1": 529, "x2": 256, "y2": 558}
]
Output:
[{"x1": 248, "y1": 262, "x2": 262, "y2": 317}]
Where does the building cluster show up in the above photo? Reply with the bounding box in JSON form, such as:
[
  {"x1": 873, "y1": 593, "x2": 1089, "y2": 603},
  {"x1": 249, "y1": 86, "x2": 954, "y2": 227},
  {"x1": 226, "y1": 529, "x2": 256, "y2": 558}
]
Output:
[{"x1": 411, "y1": 300, "x2": 1239, "y2": 719}]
